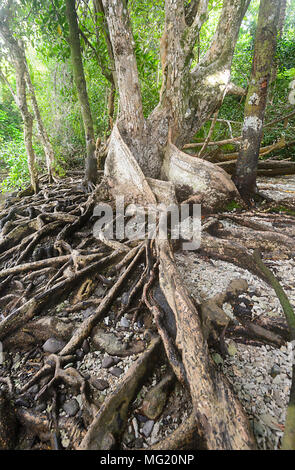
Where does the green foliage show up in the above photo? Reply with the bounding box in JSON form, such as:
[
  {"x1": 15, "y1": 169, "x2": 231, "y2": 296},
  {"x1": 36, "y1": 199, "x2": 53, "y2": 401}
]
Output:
[
  {"x1": 0, "y1": 135, "x2": 30, "y2": 191},
  {"x1": 0, "y1": 104, "x2": 22, "y2": 141}
]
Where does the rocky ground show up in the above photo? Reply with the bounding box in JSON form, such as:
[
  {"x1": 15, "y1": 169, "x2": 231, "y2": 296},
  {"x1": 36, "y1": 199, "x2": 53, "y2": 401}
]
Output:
[{"x1": 0, "y1": 174, "x2": 294, "y2": 450}]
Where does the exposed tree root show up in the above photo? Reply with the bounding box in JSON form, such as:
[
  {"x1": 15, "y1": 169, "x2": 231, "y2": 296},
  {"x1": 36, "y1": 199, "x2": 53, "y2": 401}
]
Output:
[
  {"x1": 1, "y1": 172, "x2": 295, "y2": 451},
  {"x1": 78, "y1": 335, "x2": 161, "y2": 450}
]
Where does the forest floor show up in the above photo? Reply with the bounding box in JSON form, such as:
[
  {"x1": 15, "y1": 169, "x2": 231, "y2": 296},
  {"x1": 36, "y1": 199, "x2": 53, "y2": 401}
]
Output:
[{"x1": 0, "y1": 172, "x2": 294, "y2": 450}]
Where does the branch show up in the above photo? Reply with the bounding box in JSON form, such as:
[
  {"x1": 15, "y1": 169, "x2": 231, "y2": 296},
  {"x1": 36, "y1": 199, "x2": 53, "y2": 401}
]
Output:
[
  {"x1": 78, "y1": 27, "x2": 113, "y2": 84},
  {"x1": 0, "y1": 68, "x2": 17, "y2": 101},
  {"x1": 183, "y1": 135, "x2": 241, "y2": 149},
  {"x1": 198, "y1": 108, "x2": 219, "y2": 158},
  {"x1": 226, "y1": 82, "x2": 246, "y2": 96},
  {"x1": 195, "y1": 0, "x2": 251, "y2": 69}
]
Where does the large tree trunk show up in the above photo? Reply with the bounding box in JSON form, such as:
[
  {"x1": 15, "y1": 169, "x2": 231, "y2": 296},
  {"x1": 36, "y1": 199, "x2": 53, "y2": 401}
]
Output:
[
  {"x1": 65, "y1": 0, "x2": 98, "y2": 189},
  {"x1": 99, "y1": 0, "x2": 258, "y2": 449},
  {"x1": 233, "y1": 0, "x2": 282, "y2": 200}
]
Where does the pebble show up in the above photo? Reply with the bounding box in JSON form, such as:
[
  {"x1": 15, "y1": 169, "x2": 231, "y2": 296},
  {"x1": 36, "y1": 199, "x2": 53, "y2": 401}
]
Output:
[
  {"x1": 90, "y1": 378, "x2": 109, "y2": 391},
  {"x1": 109, "y1": 367, "x2": 124, "y2": 378},
  {"x1": 91, "y1": 328, "x2": 127, "y2": 356},
  {"x1": 141, "y1": 420, "x2": 154, "y2": 438},
  {"x1": 62, "y1": 398, "x2": 80, "y2": 417},
  {"x1": 102, "y1": 356, "x2": 115, "y2": 368},
  {"x1": 82, "y1": 339, "x2": 90, "y2": 354},
  {"x1": 42, "y1": 337, "x2": 66, "y2": 354},
  {"x1": 270, "y1": 365, "x2": 281, "y2": 378},
  {"x1": 120, "y1": 317, "x2": 130, "y2": 328}
]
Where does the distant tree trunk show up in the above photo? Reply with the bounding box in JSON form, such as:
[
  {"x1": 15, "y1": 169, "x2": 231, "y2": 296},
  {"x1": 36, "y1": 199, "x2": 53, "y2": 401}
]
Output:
[
  {"x1": 0, "y1": 18, "x2": 55, "y2": 183},
  {"x1": 65, "y1": 0, "x2": 97, "y2": 189},
  {"x1": 233, "y1": 0, "x2": 282, "y2": 200},
  {"x1": 0, "y1": 25, "x2": 39, "y2": 193},
  {"x1": 22, "y1": 48, "x2": 56, "y2": 182}
]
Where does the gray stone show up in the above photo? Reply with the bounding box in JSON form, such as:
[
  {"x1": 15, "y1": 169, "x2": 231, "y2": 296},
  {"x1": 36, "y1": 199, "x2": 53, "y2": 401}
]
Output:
[
  {"x1": 120, "y1": 317, "x2": 130, "y2": 328},
  {"x1": 42, "y1": 337, "x2": 66, "y2": 354},
  {"x1": 91, "y1": 328, "x2": 127, "y2": 356},
  {"x1": 141, "y1": 420, "x2": 154, "y2": 438},
  {"x1": 90, "y1": 378, "x2": 109, "y2": 391},
  {"x1": 82, "y1": 339, "x2": 90, "y2": 354},
  {"x1": 109, "y1": 367, "x2": 124, "y2": 378},
  {"x1": 270, "y1": 364, "x2": 281, "y2": 378},
  {"x1": 62, "y1": 398, "x2": 80, "y2": 417},
  {"x1": 102, "y1": 356, "x2": 115, "y2": 368}
]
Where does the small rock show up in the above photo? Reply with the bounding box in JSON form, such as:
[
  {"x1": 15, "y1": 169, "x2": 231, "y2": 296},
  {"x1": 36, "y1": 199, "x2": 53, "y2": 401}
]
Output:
[
  {"x1": 120, "y1": 317, "x2": 130, "y2": 328},
  {"x1": 90, "y1": 378, "x2": 109, "y2": 391},
  {"x1": 121, "y1": 292, "x2": 129, "y2": 305},
  {"x1": 227, "y1": 341, "x2": 238, "y2": 356},
  {"x1": 270, "y1": 364, "x2": 281, "y2": 378},
  {"x1": 133, "y1": 437, "x2": 144, "y2": 449},
  {"x1": 42, "y1": 337, "x2": 66, "y2": 354},
  {"x1": 150, "y1": 421, "x2": 161, "y2": 445},
  {"x1": 212, "y1": 352, "x2": 223, "y2": 365},
  {"x1": 273, "y1": 374, "x2": 282, "y2": 384},
  {"x1": 141, "y1": 420, "x2": 154, "y2": 438},
  {"x1": 62, "y1": 398, "x2": 80, "y2": 417},
  {"x1": 76, "y1": 349, "x2": 84, "y2": 360},
  {"x1": 95, "y1": 285, "x2": 105, "y2": 297},
  {"x1": 91, "y1": 328, "x2": 127, "y2": 356},
  {"x1": 102, "y1": 356, "x2": 115, "y2": 368},
  {"x1": 82, "y1": 339, "x2": 90, "y2": 354},
  {"x1": 141, "y1": 373, "x2": 174, "y2": 420},
  {"x1": 136, "y1": 413, "x2": 149, "y2": 423},
  {"x1": 109, "y1": 367, "x2": 124, "y2": 378}
]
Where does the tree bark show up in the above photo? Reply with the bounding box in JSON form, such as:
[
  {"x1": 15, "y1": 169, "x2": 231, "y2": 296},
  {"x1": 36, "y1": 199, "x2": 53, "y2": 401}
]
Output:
[
  {"x1": 233, "y1": 0, "x2": 282, "y2": 200},
  {"x1": 65, "y1": 0, "x2": 98, "y2": 188}
]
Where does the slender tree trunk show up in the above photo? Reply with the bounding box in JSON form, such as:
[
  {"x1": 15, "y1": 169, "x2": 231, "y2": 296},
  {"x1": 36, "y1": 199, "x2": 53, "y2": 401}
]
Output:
[
  {"x1": 0, "y1": 25, "x2": 39, "y2": 193},
  {"x1": 22, "y1": 47, "x2": 56, "y2": 182},
  {"x1": 14, "y1": 62, "x2": 39, "y2": 193},
  {"x1": 233, "y1": 0, "x2": 282, "y2": 200},
  {"x1": 0, "y1": 20, "x2": 55, "y2": 183},
  {"x1": 65, "y1": 0, "x2": 97, "y2": 188}
]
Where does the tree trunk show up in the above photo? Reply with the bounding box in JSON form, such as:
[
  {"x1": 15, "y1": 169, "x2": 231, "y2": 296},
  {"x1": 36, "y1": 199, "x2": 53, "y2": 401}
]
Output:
[
  {"x1": 99, "y1": 0, "x2": 259, "y2": 450},
  {"x1": 233, "y1": 0, "x2": 282, "y2": 200},
  {"x1": 17, "y1": 70, "x2": 39, "y2": 194},
  {"x1": 0, "y1": 23, "x2": 39, "y2": 193},
  {"x1": 0, "y1": 15, "x2": 55, "y2": 184},
  {"x1": 65, "y1": 0, "x2": 97, "y2": 188},
  {"x1": 22, "y1": 47, "x2": 56, "y2": 182}
]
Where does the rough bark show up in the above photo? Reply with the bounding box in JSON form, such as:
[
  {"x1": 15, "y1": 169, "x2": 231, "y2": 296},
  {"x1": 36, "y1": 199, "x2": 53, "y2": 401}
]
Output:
[
  {"x1": 65, "y1": 0, "x2": 98, "y2": 187},
  {"x1": 233, "y1": 0, "x2": 282, "y2": 200},
  {"x1": 157, "y1": 239, "x2": 256, "y2": 449}
]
